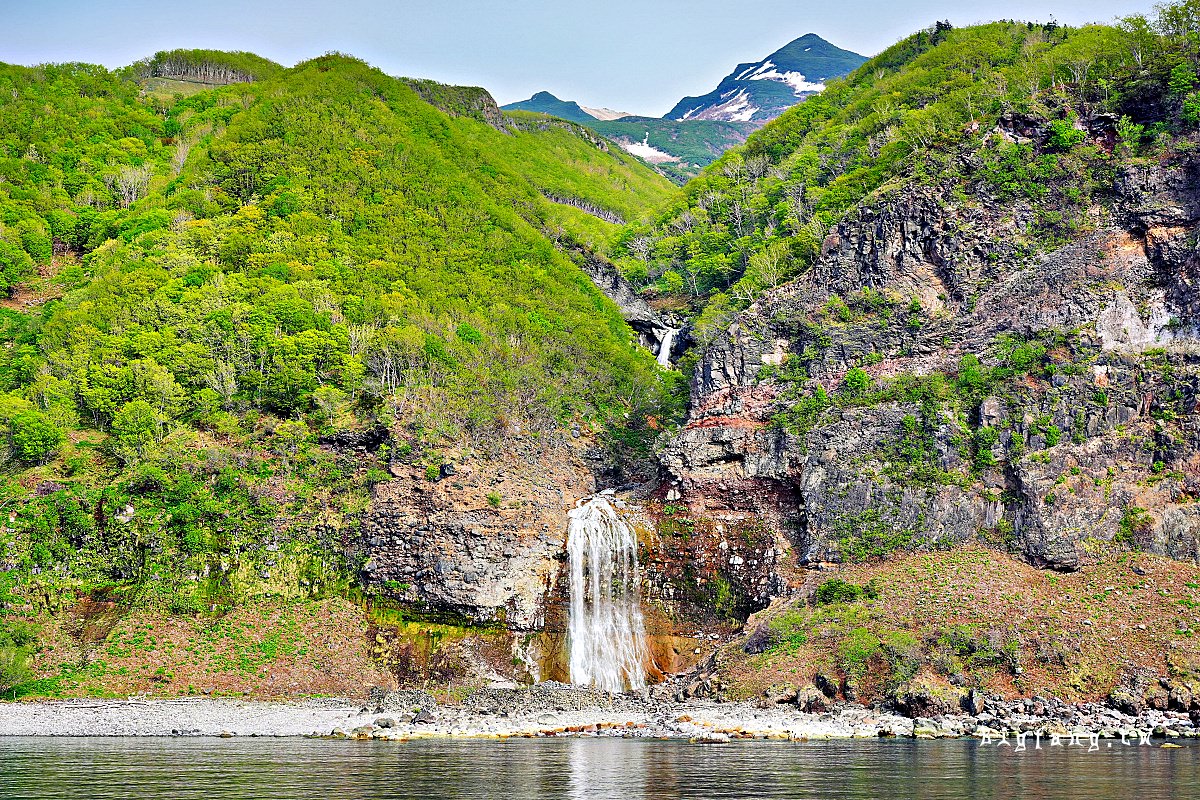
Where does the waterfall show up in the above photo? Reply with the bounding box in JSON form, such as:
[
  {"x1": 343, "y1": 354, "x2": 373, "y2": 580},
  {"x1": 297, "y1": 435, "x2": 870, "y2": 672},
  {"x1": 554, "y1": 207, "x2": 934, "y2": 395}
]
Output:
[
  {"x1": 567, "y1": 496, "x2": 648, "y2": 693},
  {"x1": 656, "y1": 328, "x2": 678, "y2": 367}
]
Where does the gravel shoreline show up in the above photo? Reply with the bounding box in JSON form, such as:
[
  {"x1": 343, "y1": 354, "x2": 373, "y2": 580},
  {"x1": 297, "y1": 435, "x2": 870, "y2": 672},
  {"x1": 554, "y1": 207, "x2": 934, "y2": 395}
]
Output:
[{"x1": 2, "y1": 684, "x2": 1199, "y2": 742}]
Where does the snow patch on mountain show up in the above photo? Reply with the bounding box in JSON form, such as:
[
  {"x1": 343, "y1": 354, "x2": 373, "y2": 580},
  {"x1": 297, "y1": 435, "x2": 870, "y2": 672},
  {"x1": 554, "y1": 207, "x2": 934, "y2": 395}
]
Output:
[
  {"x1": 582, "y1": 106, "x2": 630, "y2": 121},
  {"x1": 732, "y1": 60, "x2": 825, "y2": 96},
  {"x1": 755, "y1": 70, "x2": 825, "y2": 95},
  {"x1": 618, "y1": 134, "x2": 679, "y2": 164}
]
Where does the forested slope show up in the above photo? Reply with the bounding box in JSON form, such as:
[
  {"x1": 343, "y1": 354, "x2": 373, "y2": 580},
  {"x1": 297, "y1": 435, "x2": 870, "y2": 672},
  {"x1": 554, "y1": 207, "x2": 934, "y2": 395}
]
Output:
[{"x1": 0, "y1": 52, "x2": 679, "y2": 693}]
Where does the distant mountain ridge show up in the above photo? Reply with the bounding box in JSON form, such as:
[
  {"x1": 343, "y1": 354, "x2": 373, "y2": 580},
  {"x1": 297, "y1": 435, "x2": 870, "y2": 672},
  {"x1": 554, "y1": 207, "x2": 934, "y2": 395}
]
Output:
[
  {"x1": 665, "y1": 33, "x2": 866, "y2": 123},
  {"x1": 503, "y1": 91, "x2": 754, "y2": 183},
  {"x1": 499, "y1": 34, "x2": 864, "y2": 181},
  {"x1": 501, "y1": 91, "x2": 628, "y2": 123}
]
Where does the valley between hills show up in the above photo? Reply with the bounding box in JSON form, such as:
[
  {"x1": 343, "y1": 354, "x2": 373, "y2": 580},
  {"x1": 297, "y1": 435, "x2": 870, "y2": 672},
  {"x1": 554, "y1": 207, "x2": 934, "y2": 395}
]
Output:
[{"x1": 3, "y1": 5, "x2": 1200, "y2": 737}]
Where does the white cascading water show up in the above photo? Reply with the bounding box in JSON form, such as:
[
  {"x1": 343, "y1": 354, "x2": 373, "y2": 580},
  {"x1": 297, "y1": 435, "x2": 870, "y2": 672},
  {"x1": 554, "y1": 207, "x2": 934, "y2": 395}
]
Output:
[
  {"x1": 567, "y1": 496, "x2": 648, "y2": 693},
  {"x1": 656, "y1": 329, "x2": 679, "y2": 367}
]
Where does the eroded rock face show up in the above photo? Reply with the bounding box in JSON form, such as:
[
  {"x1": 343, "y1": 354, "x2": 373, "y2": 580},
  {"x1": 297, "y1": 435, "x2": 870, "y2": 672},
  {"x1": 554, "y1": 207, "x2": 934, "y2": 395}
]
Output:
[
  {"x1": 574, "y1": 249, "x2": 684, "y2": 361},
  {"x1": 658, "y1": 143, "x2": 1200, "y2": 595},
  {"x1": 362, "y1": 439, "x2": 597, "y2": 629}
]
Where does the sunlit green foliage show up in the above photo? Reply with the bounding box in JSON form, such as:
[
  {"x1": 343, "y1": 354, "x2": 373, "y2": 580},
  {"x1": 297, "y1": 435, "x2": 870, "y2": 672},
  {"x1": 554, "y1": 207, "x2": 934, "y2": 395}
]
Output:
[{"x1": 0, "y1": 52, "x2": 680, "y2": 616}]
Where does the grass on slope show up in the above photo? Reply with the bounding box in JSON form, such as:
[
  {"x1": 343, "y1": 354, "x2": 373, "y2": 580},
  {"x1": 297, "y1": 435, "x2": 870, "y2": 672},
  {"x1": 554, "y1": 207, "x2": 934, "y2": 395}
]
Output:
[
  {"x1": 9, "y1": 597, "x2": 389, "y2": 699},
  {"x1": 725, "y1": 546, "x2": 1200, "y2": 704}
]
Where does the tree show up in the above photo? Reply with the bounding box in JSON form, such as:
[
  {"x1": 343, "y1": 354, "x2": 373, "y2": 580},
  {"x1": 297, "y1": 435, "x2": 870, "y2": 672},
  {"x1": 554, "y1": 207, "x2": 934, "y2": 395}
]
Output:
[
  {"x1": 9, "y1": 411, "x2": 64, "y2": 463},
  {"x1": 0, "y1": 240, "x2": 33, "y2": 295},
  {"x1": 748, "y1": 241, "x2": 791, "y2": 290},
  {"x1": 1169, "y1": 62, "x2": 1198, "y2": 96},
  {"x1": 1120, "y1": 14, "x2": 1157, "y2": 67},
  {"x1": 112, "y1": 164, "x2": 152, "y2": 208},
  {"x1": 271, "y1": 420, "x2": 310, "y2": 474},
  {"x1": 1156, "y1": 0, "x2": 1200, "y2": 59},
  {"x1": 111, "y1": 399, "x2": 161, "y2": 461},
  {"x1": 660, "y1": 269, "x2": 685, "y2": 294},
  {"x1": 312, "y1": 384, "x2": 345, "y2": 424}
]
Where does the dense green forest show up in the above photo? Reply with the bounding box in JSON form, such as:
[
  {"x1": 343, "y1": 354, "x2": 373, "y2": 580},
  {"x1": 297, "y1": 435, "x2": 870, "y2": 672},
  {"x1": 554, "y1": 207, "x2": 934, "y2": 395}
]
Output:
[
  {"x1": 614, "y1": 5, "x2": 1200, "y2": 351},
  {"x1": 0, "y1": 50, "x2": 680, "y2": 687}
]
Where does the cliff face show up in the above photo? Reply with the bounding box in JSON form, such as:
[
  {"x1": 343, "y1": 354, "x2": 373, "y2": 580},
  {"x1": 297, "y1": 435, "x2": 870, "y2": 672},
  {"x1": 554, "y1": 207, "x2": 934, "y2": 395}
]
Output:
[
  {"x1": 362, "y1": 437, "x2": 601, "y2": 630},
  {"x1": 400, "y1": 79, "x2": 509, "y2": 130},
  {"x1": 659, "y1": 126, "x2": 1200, "y2": 600}
]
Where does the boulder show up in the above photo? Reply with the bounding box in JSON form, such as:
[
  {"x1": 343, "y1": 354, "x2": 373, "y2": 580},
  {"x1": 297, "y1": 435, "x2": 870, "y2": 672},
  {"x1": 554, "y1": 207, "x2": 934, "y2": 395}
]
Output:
[
  {"x1": 891, "y1": 677, "x2": 960, "y2": 718},
  {"x1": 795, "y1": 685, "x2": 830, "y2": 713},
  {"x1": 760, "y1": 683, "x2": 798, "y2": 706},
  {"x1": 961, "y1": 688, "x2": 986, "y2": 716}
]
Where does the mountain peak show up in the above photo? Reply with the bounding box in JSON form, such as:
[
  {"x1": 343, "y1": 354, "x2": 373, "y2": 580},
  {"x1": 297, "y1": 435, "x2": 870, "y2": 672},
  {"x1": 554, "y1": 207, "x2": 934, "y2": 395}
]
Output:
[{"x1": 665, "y1": 33, "x2": 866, "y2": 123}]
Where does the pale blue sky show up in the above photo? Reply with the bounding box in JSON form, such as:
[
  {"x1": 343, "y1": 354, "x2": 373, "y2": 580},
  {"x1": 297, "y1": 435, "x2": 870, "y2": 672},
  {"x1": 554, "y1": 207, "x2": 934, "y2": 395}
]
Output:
[{"x1": 1, "y1": 0, "x2": 1157, "y2": 115}]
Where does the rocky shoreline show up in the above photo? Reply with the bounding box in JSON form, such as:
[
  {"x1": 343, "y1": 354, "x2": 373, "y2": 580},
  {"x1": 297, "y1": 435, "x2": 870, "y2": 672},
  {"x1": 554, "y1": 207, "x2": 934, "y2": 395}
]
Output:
[{"x1": 0, "y1": 684, "x2": 1197, "y2": 742}]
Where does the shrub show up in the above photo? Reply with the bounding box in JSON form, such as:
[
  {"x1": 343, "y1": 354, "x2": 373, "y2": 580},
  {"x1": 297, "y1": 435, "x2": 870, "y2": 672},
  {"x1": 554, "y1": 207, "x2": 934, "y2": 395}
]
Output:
[
  {"x1": 972, "y1": 426, "x2": 999, "y2": 471},
  {"x1": 168, "y1": 592, "x2": 205, "y2": 615},
  {"x1": 0, "y1": 620, "x2": 37, "y2": 697},
  {"x1": 1116, "y1": 115, "x2": 1145, "y2": 153},
  {"x1": 9, "y1": 411, "x2": 64, "y2": 463},
  {"x1": 126, "y1": 463, "x2": 168, "y2": 493},
  {"x1": 0, "y1": 240, "x2": 33, "y2": 294},
  {"x1": 842, "y1": 367, "x2": 871, "y2": 395},
  {"x1": 111, "y1": 399, "x2": 161, "y2": 461},
  {"x1": 455, "y1": 323, "x2": 484, "y2": 344},
  {"x1": 816, "y1": 578, "x2": 878, "y2": 605},
  {"x1": 765, "y1": 610, "x2": 808, "y2": 652},
  {"x1": 1043, "y1": 425, "x2": 1062, "y2": 447},
  {"x1": 1047, "y1": 118, "x2": 1086, "y2": 151},
  {"x1": 1117, "y1": 506, "x2": 1153, "y2": 546},
  {"x1": 839, "y1": 628, "x2": 881, "y2": 678},
  {"x1": 1169, "y1": 63, "x2": 1197, "y2": 97},
  {"x1": 0, "y1": 647, "x2": 29, "y2": 697}
]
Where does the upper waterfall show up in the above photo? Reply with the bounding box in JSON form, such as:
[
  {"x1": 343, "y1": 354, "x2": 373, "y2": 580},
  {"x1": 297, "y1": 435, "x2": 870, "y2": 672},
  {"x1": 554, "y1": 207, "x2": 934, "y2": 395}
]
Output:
[
  {"x1": 656, "y1": 328, "x2": 679, "y2": 367},
  {"x1": 566, "y1": 495, "x2": 648, "y2": 693}
]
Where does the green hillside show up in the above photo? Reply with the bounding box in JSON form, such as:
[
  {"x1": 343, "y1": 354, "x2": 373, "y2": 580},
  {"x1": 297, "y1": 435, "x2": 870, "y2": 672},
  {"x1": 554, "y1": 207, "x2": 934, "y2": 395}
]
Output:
[
  {"x1": 0, "y1": 52, "x2": 678, "y2": 683},
  {"x1": 617, "y1": 17, "x2": 1167, "y2": 337},
  {"x1": 9, "y1": 3, "x2": 1200, "y2": 704},
  {"x1": 617, "y1": 5, "x2": 1200, "y2": 710}
]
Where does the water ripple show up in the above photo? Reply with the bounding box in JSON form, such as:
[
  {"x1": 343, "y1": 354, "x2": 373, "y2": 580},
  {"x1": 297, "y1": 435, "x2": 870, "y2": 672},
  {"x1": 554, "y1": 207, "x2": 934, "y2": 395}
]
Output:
[{"x1": 0, "y1": 737, "x2": 1196, "y2": 800}]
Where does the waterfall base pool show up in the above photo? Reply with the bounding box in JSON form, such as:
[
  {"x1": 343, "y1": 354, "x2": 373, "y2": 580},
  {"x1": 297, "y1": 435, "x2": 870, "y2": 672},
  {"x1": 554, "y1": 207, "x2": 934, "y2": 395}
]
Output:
[{"x1": 1, "y1": 737, "x2": 1197, "y2": 800}]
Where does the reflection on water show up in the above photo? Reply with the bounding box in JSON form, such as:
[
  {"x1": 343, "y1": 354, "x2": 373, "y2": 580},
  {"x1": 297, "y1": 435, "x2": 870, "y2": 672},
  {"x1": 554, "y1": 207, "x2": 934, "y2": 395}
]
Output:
[
  {"x1": 567, "y1": 737, "x2": 649, "y2": 800},
  {"x1": 0, "y1": 736, "x2": 1197, "y2": 800}
]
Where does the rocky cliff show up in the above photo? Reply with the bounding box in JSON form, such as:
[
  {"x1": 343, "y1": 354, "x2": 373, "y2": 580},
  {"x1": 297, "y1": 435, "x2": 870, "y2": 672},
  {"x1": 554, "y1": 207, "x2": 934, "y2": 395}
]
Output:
[
  {"x1": 658, "y1": 117, "x2": 1200, "y2": 610},
  {"x1": 355, "y1": 120, "x2": 1200, "y2": 693},
  {"x1": 362, "y1": 437, "x2": 600, "y2": 629}
]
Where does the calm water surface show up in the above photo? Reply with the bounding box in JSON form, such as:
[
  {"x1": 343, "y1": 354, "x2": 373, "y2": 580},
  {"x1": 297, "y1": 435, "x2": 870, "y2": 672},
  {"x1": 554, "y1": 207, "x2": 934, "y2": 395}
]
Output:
[{"x1": 0, "y1": 737, "x2": 1197, "y2": 799}]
